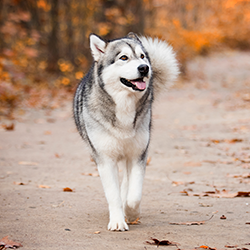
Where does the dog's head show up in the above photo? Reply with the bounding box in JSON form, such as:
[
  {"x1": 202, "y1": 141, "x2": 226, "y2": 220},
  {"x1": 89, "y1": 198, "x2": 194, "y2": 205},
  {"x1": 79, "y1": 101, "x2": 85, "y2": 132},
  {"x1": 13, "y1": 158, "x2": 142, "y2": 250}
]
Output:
[{"x1": 90, "y1": 33, "x2": 152, "y2": 93}]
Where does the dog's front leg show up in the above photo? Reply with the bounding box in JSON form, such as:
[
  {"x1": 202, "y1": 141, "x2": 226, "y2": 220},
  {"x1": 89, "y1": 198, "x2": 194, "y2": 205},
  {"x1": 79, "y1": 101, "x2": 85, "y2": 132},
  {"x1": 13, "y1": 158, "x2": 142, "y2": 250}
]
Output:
[
  {"x1": 98, "y1": 159, "x2": 129, "y2": 231},
  {"x1": 124, "y1": 162, "x2": 145, "y2": 223}
]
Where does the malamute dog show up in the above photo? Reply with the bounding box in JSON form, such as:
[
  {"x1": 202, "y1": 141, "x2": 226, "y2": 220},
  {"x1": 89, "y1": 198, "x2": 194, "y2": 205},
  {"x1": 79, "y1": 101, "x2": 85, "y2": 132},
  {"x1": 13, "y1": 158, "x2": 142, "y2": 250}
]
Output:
[{"x1": 73, "y1": 33, "x2": 179, "y2": 231}]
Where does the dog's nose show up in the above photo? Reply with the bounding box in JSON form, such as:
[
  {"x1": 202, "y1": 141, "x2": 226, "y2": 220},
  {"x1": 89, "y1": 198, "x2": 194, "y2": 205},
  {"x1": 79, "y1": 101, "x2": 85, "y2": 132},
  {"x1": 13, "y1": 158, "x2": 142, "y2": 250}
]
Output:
[{"x1": 138, "y1": 64, "x2": 149, "y2": 77}]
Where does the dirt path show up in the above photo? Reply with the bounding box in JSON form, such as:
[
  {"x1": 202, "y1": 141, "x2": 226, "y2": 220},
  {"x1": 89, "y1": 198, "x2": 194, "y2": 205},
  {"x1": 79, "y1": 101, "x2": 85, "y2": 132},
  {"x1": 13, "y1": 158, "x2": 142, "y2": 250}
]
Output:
[{"x1": 1, "y1": 51, "x2": 250, "y2": 249}]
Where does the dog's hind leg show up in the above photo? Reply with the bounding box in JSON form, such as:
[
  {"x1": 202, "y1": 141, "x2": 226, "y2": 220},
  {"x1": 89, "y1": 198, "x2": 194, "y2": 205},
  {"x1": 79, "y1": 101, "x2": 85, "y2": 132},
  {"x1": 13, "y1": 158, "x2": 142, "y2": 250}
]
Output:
[
  {"x1": 98, "y1": 158, "x2": 129, "y2": 231},
  {"x1": 124, "y1": 161, "x2": 146, "y2": 223}
]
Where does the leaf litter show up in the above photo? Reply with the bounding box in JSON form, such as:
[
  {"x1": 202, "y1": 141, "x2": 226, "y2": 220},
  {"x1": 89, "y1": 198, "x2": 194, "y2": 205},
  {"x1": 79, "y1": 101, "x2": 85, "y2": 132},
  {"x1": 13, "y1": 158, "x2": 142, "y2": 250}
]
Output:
[
  {"x1": 169, "y1": 214, "x2": 214, "y2": 226},
  {"x1": 181, "y1": 189, "x2": 250, "y2": 198},
  {"x1": 126, "y1": 217, "x2": 140, "y2": 225},
  {"x1": 63, "y1": 187, "x2": 73, "y2": 192},
  {"x1": 81, "y1": 172, "x2": 99, "y2": 177},
  {"x1": 2, "y1": 123, "x2": 15, "y2": 131},
  {"x1": 38, "y1": 185, "x2": 51, "y2": 189},
  {"x1": 0, "y1": 236, "x2": 22, "y2": 249},
  {"x1": 145, "y1": 237, "x2": 179, "y2": 247}
]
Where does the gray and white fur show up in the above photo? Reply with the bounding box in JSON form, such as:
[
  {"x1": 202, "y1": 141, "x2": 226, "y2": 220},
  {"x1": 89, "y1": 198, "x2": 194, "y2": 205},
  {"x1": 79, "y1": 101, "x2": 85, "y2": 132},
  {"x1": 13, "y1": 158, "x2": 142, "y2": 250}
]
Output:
[{"x1": 73, "y1": 32, "x2": 179, "y2": 231}]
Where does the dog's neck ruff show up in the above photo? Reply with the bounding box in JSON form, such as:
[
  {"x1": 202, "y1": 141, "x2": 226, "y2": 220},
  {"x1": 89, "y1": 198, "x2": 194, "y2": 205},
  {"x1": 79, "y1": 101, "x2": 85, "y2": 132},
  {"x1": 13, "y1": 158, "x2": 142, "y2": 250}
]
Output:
[{"x1": 120, "y1": 78, "x2": 146, "y2": 91}]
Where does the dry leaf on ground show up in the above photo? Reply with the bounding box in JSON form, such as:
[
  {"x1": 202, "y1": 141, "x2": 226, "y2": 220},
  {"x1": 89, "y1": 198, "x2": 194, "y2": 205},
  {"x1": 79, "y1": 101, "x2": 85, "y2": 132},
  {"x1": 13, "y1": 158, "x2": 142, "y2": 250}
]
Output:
[
  {"x1": 13, "y1": 182, "x2": 25, "y2": 185},
  {"x1": 55, "y1": 153, "x2": 61, "y2": 158},
  {"x1": 39, "y1": 185, "x2": 51, "y2": 189},
  {"x1": 172, "y1": 181, "x2": 195, "y2": 186},
  {"x1": 210, "y1": 139, "x2": 243, "y2": 144},
  {"x1": 227, "y1": 173, "x2": 250, "y2": 178},
  {"x1": 126, "y1": 218, "x2": 140, "y2": 225},
  {"x1": 81, "y1": 172, "x2": 99, "y2": 177},
  {"x1": 181, "y1": 189, "x2": 250, "y2": 198},
  {"x1": 227, "y1": 173, "x2": 250, "y2": 184},
  {"x1": 0, "y1": 236, "x2": 22, "y2": 249},
  {"x1": 197, "y1": 245, "x2": 216, "y2": 250},
  {"x1": 145, "y1": 238, "x2": 179, "y2": 246},
  {"x1": 170, "y1": 215, "x2": 214, "y2": 226},
  {"x1": 146, "y1": 157, "x2": 151, "y2": 165},
  {"x1": 63, "y1": 187, "x2": 73, "y2": 192},
  {"x1": 2, "y1": 123, "x2": 15, "y2": 131},
  {"x1": 220, "y1": 215, "x2": 227, "y2": 219}
]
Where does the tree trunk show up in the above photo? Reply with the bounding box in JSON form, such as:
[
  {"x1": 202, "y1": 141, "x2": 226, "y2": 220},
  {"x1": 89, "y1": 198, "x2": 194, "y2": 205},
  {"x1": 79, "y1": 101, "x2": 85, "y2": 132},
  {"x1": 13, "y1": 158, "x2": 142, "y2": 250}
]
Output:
[{"x1": 47, "y1": 0, "x2": 60, "y2": 72}]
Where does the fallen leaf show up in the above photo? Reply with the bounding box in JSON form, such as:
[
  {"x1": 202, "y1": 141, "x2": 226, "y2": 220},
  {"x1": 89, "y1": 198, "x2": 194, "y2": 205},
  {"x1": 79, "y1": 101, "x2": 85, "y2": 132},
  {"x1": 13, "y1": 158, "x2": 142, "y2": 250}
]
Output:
[
  {"x1": 39, "y1": 185, "x2": 51, "y2": 189},
  {"x1": 63, "y1": 187, "x2": 73, "y2": 192},
  {"x1": 94, "y1": 231, "x2": 100, "y2": 234},
  {"x1": 227, "y1": 173, "x2": 250, "y2": 179},
  {"x1": 211, "y1": 139, "x2": 221, "y2": 144},
  {"x1": 236, "y1": 191, "x2": 250, "y2": 197},
  {"x1": 18, "y1": 161, "x2": 38, "y2": 166},
  {"x1": 210, "y1": 139, "x2": 243, "y2": 144},
  {"x1": 126, "y1": 218, "x2": 140, "y2": 225},
  {"x1": 197, "y1": 245, "x2": 216, "y2": 250},
  {"x1": 172, "y1": 181, "x2": 195, "y2": 186},
  {"x1": 198, "y1": 246, "x2": 210, "y2": 249},
  {"x1": 13, "y1": 182, "x2": 25, "y2": 185},
  {"x1": 55, "y1": 153, "x2": 61, "y2": 158},
  {"x1": 225, "y1": 245, "x2": 238, "y2": 248},
  {"x1": 220, "y1": 215, "x2": 227, "y2": 219},
  {"x1": 81, "y1": 172, "x2": 99, "y2": 177},
  {"x1": 181, "y1": 189, "x2": 250, "y2": 198},
  {"x1": 146, "y1": 157, "x2": 151, "y2": 165},
  {"x1": 169, "y1": 215, "x2": 214, "y2": 226},
  {"x1": 172, "y1": 181, "x2": 184, "y2": 186},
  {"x1": 241, "y1": 159, "x2": 250, "y2": 163},
  {"x1": 226, "y1": 139, "x2": 243, "y2": 143},
  {"x1": 145, "y1": 238, "x2": 178, "y2": 246},
  {"x1": 0, "y1": 236, "x2": 22, "y2": 249},
  {"x1": 246, "y1": 222, "x2": 250, "y2": 225},
  {"x1": 2, "y1": 123, "x2": 15, "y2": 131}
]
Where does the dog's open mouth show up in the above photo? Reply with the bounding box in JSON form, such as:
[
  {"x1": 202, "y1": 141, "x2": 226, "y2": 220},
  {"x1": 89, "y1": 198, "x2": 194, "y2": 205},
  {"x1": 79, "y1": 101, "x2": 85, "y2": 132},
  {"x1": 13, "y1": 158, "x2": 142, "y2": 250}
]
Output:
[{"x1": 120, "y1": 78, "x2": 146, "y2": 91}]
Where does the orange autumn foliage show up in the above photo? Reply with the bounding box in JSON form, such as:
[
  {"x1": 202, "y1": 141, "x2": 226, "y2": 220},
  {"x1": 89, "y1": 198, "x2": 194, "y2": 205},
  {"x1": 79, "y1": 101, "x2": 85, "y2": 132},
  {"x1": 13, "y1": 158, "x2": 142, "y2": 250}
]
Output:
[{"x1": 1, "y1": 0, "x2": 250, "y2": 116}]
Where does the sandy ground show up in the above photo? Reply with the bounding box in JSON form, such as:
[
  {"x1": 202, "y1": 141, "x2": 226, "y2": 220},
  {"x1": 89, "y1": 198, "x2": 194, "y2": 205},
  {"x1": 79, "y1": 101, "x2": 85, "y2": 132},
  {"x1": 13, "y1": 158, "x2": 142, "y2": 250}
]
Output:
[{"x1": 1, "y1": 51, "x2": 250, "y2": 249}]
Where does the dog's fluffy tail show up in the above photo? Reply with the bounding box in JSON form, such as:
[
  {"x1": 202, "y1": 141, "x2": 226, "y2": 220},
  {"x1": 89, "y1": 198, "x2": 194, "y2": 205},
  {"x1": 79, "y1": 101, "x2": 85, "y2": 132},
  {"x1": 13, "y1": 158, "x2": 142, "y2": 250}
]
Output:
[{"x1": 140, "y1": 36, "x2": 179, "y2": 95}]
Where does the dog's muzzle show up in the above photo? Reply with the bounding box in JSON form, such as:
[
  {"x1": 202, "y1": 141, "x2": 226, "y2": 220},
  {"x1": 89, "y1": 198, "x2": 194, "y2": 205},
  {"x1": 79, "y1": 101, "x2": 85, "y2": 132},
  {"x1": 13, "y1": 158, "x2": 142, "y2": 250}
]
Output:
[{"x1": 120, "y1": 64, "x2": 149, "y2": 91}]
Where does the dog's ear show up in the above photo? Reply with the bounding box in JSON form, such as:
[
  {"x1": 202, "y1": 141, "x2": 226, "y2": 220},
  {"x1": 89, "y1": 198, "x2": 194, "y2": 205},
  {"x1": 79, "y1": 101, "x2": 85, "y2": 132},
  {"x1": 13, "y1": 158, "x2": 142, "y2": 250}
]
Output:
[
  {"x1": 127, "y1": 32, "x2": 141, "y2": 43},
  {"x1": 90, "y1": 34, "x2": 106, "y2": 61}
]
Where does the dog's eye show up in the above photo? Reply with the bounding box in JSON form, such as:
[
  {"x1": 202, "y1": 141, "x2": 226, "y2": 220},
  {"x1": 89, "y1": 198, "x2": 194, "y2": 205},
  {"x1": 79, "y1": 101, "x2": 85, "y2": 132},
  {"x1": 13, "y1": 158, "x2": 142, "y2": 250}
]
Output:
[
  {"x1": 120, "y1": 55, "x2": 128, "y2": 61},
  {"x1": 140, "y1": 54, "x2": 145, "y2": 59}
]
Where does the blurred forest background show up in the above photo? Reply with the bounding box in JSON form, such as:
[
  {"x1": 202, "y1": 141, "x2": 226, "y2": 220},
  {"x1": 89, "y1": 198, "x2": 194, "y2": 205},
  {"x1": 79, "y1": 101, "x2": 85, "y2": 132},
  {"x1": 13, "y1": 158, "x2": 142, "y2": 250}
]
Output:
[{"x1": 1, "y1": 0, "x2": 250, "y2": 118}]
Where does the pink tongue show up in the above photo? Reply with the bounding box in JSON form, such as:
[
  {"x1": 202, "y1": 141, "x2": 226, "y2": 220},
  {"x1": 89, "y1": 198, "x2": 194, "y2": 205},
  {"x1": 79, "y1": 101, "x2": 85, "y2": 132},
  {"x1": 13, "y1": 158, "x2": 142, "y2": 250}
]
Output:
[{"x1": 131, "y1": 80, "x2": 146, "y2": 90}]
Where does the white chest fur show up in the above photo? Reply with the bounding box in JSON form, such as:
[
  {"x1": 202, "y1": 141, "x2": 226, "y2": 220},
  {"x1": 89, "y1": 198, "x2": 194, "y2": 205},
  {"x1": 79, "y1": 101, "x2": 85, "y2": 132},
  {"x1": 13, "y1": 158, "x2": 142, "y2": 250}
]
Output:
[{"x1": 115, "y1": 91, "x2": 136, "y2": 128}]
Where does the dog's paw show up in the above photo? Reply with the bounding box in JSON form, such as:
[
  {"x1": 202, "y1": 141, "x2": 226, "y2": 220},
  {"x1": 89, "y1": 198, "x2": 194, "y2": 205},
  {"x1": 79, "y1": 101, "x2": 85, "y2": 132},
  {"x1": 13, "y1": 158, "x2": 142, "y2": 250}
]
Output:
[{"x1": 108, "y1": 219, "x2": 129, "y2": 231}]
